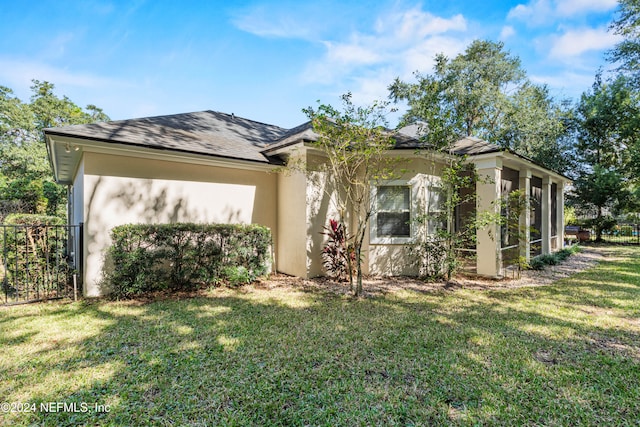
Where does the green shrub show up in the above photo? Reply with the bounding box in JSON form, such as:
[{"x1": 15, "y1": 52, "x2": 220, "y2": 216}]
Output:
[
  {"x1": 528, "y1": 246, "x2": 580, "y2": 271},
  {"x1": 410, "y1": 239, "x2": 448, "y2": 279},
  {"x1": 1, "y1": 179, "x2": 48, "y2": 214},
  {"x1": 4, "y1": 213, "x2": 64, "y2": 225},
  {"x1": 221, "y1": 266, "x2": 253, "y2": 287},
  {"x1": 105, "y1": 223, "x2": 272, "y2": 299}
]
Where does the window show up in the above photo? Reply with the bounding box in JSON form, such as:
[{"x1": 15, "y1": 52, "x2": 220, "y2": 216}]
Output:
[
  {"x1": 427, "y1": 187, "x2": 446, "y2": 236},
  {"x1": 374, "y1": 185, "x2": 411, "y2": 240}
]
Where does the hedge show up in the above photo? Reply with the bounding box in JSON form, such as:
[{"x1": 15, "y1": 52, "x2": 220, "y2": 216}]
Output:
[
  {"x1": 529, "y1": 245, "x2": 580, "y2": 270},
  {"x1": 105, "y1": 223, "x2": 272, "y2": 298},
  {"x1": 4, "y1": 213, "x2": 65, "y2": 226}
]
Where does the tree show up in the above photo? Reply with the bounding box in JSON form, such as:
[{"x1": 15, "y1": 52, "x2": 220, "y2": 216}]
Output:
[
  {"x1": 498, "y1": 84, "x2": 574, "y2": 174},
  {"x1": 300, "y1": 93, "x2": 401, "y2": 296},
  {"x1": 0, "y1": 81, "x2": 109, "y2": 219},
  {"x1": 570, "y1": 74, "x2": 640, "y2": 240},
  {"x1": 609, "y1": 0, "x2": 640, "y2": 84},
  {"x1": 607, "y1": 0, "x2": 640, "y2": 191},
  {"x1": 572, "y1": 166, "x2": 627, "y2": 240},
  {"x1": 389, "y1": 39, "x2": 571, "y2": 173}
]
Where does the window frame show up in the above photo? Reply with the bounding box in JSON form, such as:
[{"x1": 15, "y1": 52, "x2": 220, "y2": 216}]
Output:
[
  {"x1": 370, "y1": 180, "x2": 417, "y2": 245},
  {"x1": 426, "y1": 185, "x2": 447, "y2": 238}
]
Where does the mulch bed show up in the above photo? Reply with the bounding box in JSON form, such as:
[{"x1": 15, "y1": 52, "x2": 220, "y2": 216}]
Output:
[{"x1": 251, "y1": 246, "x2": 607, "y2": 297}]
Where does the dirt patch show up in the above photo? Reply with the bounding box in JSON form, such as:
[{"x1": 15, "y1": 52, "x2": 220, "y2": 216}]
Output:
[{"x1": 252, "y1": 246, "x2": 608, "y2": 297}]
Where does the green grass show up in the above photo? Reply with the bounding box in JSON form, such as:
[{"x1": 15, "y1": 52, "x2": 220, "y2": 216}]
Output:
[{"x1": 1, "y1": 246, "x2": 639, "y2": 426}]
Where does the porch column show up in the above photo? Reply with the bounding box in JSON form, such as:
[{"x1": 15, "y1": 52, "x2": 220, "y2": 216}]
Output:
[
  {"x1": 541, "y1": 176, "x2": 552, "y2": 254},
  {"x1": 556, "y1": 181, "x2": 565, "y2": 248},
  {"x1": 519, "y1": 169, "x2": 531, "y2": 264},
  {"x1": 476, "y1": 158, "x2": 502, "y2": 277}
]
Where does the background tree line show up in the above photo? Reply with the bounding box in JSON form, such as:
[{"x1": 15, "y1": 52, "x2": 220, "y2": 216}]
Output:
[
  {"x1": 0, "y1": 81, "x2": 109, "y2": 221},
  {"x1": 388, "y1": 36, "x2": 640, "y2": 239},
  {"x1": 385, "y1": 0, "x2": 640, "y2": 240}
]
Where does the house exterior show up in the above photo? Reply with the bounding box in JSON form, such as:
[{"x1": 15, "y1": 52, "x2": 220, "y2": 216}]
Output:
[{"x1": 44, "y1": 110, "x2": 570, "y2": 296}]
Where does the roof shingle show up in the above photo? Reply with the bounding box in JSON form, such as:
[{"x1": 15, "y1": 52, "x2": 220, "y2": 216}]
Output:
[
  {"x1": 45, "y1": 110, "x2": 505, "y2": 164},
  {"x1": 45, "y1": 110, "x2": 289, "y2": 163}
]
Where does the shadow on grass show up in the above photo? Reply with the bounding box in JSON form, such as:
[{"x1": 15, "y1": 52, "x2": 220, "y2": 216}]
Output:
[{"x1": 1, "y1": 248, "x2": 639, "y2": 426}]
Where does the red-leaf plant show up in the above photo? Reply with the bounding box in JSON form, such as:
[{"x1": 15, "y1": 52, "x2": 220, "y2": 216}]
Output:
[{"x1": 320, "y1": 219, "x2": 355, "y2": 282}]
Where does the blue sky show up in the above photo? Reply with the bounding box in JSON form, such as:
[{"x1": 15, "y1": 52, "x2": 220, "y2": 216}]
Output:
[{"x1": 0, "y1": 0, "x2": 621, "y2": 128}]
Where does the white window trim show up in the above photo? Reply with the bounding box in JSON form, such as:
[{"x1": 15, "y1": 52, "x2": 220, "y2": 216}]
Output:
[
  {"x1": 426, "y1": 185, "x2": 447, "y2": 238},
  {"x1": 370, "y1": 180, "x2": 419, "y2": 245}
]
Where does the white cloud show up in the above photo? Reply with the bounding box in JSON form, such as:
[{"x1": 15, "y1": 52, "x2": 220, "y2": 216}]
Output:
[
  {"x1": 402, "y1": 36, "x2": 470, "y2": 75},
  {"x1": 301, "y1": 6, "x2": 468, "y2": 106},
  {"x1": 375, "y1": 8, "x2": 467, "y2": 41},
  {"x1": 555, "y1": 0, "x2": 618, "y2": 16},
  {"x1": 351, "y1": 68, "x2": 399, "y2": 103},
  {"x1": 530, "y1": 69, "x2": 598, "y2": 98},
  {"x1": 507, "y1": 0, "x2": 553, "y2": 24},
  {"x1": 0, "y1": 57, "x2": 122, "y2": 93},
  {"x1": 0, "y1": 56, "x2": 132, "y2": 112},
  {"x1": 548, "y1": 26, "x2": 621, "y2": 59},
  {"x1": 231, "y1": 4, "x2": 322, "y2": 40},
  {"x1": 508, "y1": 0, "x2": 617, "y2": 24},
  {"x1": 47, "y1": 32, "x2": 76, "y2": 57},
  {"x1": 500, "y1": 25, "x2": 516, "y2": 40},
  {"x1": 323, "y1": 39, "x2": 382, "y2": 66}
]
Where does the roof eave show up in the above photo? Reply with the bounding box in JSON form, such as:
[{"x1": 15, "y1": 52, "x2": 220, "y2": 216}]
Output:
[
  {"x1": 45, "y1": 134, "x2": 282, "y2": 185},
  {"x1": 467, "y1": 150, "x2": 572, "y2": 183}
]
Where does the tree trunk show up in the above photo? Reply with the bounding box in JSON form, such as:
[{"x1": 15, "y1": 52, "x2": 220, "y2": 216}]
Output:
[
  {"x1": 355, "y1": 246, "x2": 363, "y2": 297},
  {"x1": 354, "y1": 229, "x2": 366, "y2": 297},
  {"x1": 346, "y1": 244, "x2": 354, "y2": 294}
]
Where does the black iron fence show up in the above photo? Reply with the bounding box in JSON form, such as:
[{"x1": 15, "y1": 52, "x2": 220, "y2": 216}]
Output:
[
  {"x1": 1, "y1": 224, "x2": 82, "y2": 305},
  {"x1": 572, "y1": 223, "x2": 640, "y2": 245}
]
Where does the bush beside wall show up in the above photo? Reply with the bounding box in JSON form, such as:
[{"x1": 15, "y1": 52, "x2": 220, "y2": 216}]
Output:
[
  {"x1": 529, "y1": 245, "x2": 580, "y2": 270},
  {"x1": 105, "y1": 223, "x2": 272, "y2": 298}
]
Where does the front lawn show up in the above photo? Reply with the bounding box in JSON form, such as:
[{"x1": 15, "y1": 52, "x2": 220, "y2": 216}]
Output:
[{"x1": 1, "y1": 246, "x2": 639, "y2": 426}]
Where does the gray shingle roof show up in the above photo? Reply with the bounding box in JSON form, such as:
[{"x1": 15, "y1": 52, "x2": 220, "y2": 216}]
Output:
[
  {"x1": 396, "y1": 125, "x2": 500, "y2": 155},
  {"x1": 45, "y1": 110, "x2": 289, "y2": 163},
  {"x1": 450, "y1": 136, "x2": 501, "y2": 155},
  {"x1": 262, "y1": 121, "x2": 317, "y2": 154},
  {"x1": 45, "y1": 110, "x2": 504, "y2": 164}
]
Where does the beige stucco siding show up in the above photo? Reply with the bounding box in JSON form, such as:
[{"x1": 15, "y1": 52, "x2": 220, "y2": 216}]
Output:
[
  {"x1": 80, "y1": 152, "x2": 277, "y2": 296},
  {"x1": 364, "y1": 158, "x2": 446, "y2": 276},
  {"x1": 300, "y1": 154, "x2": 447, "y2": 278},
  {"x1": 275, "y1": 151, "x2": 340, "y2": 278},
  {"x1": 276, "y1": 169, "x2": 308, "y2": 277}
]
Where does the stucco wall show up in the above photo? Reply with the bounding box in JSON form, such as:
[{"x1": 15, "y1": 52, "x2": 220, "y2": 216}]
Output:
[
  {"x1": 276, "y1": 167, "x2": 308, "y2": 278},
  {"x1": 80, "y1": 151, "x2": 277, "y2": 296},
  {"x1": 275, "y1": 151, "x2": 340, "y2": 278},
  {"x1": 301, "y1": 155, "x2": 446, "y2": 278},
  {"x1": 365, "y1": 158, "x2": 446, "y2": 276}
]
